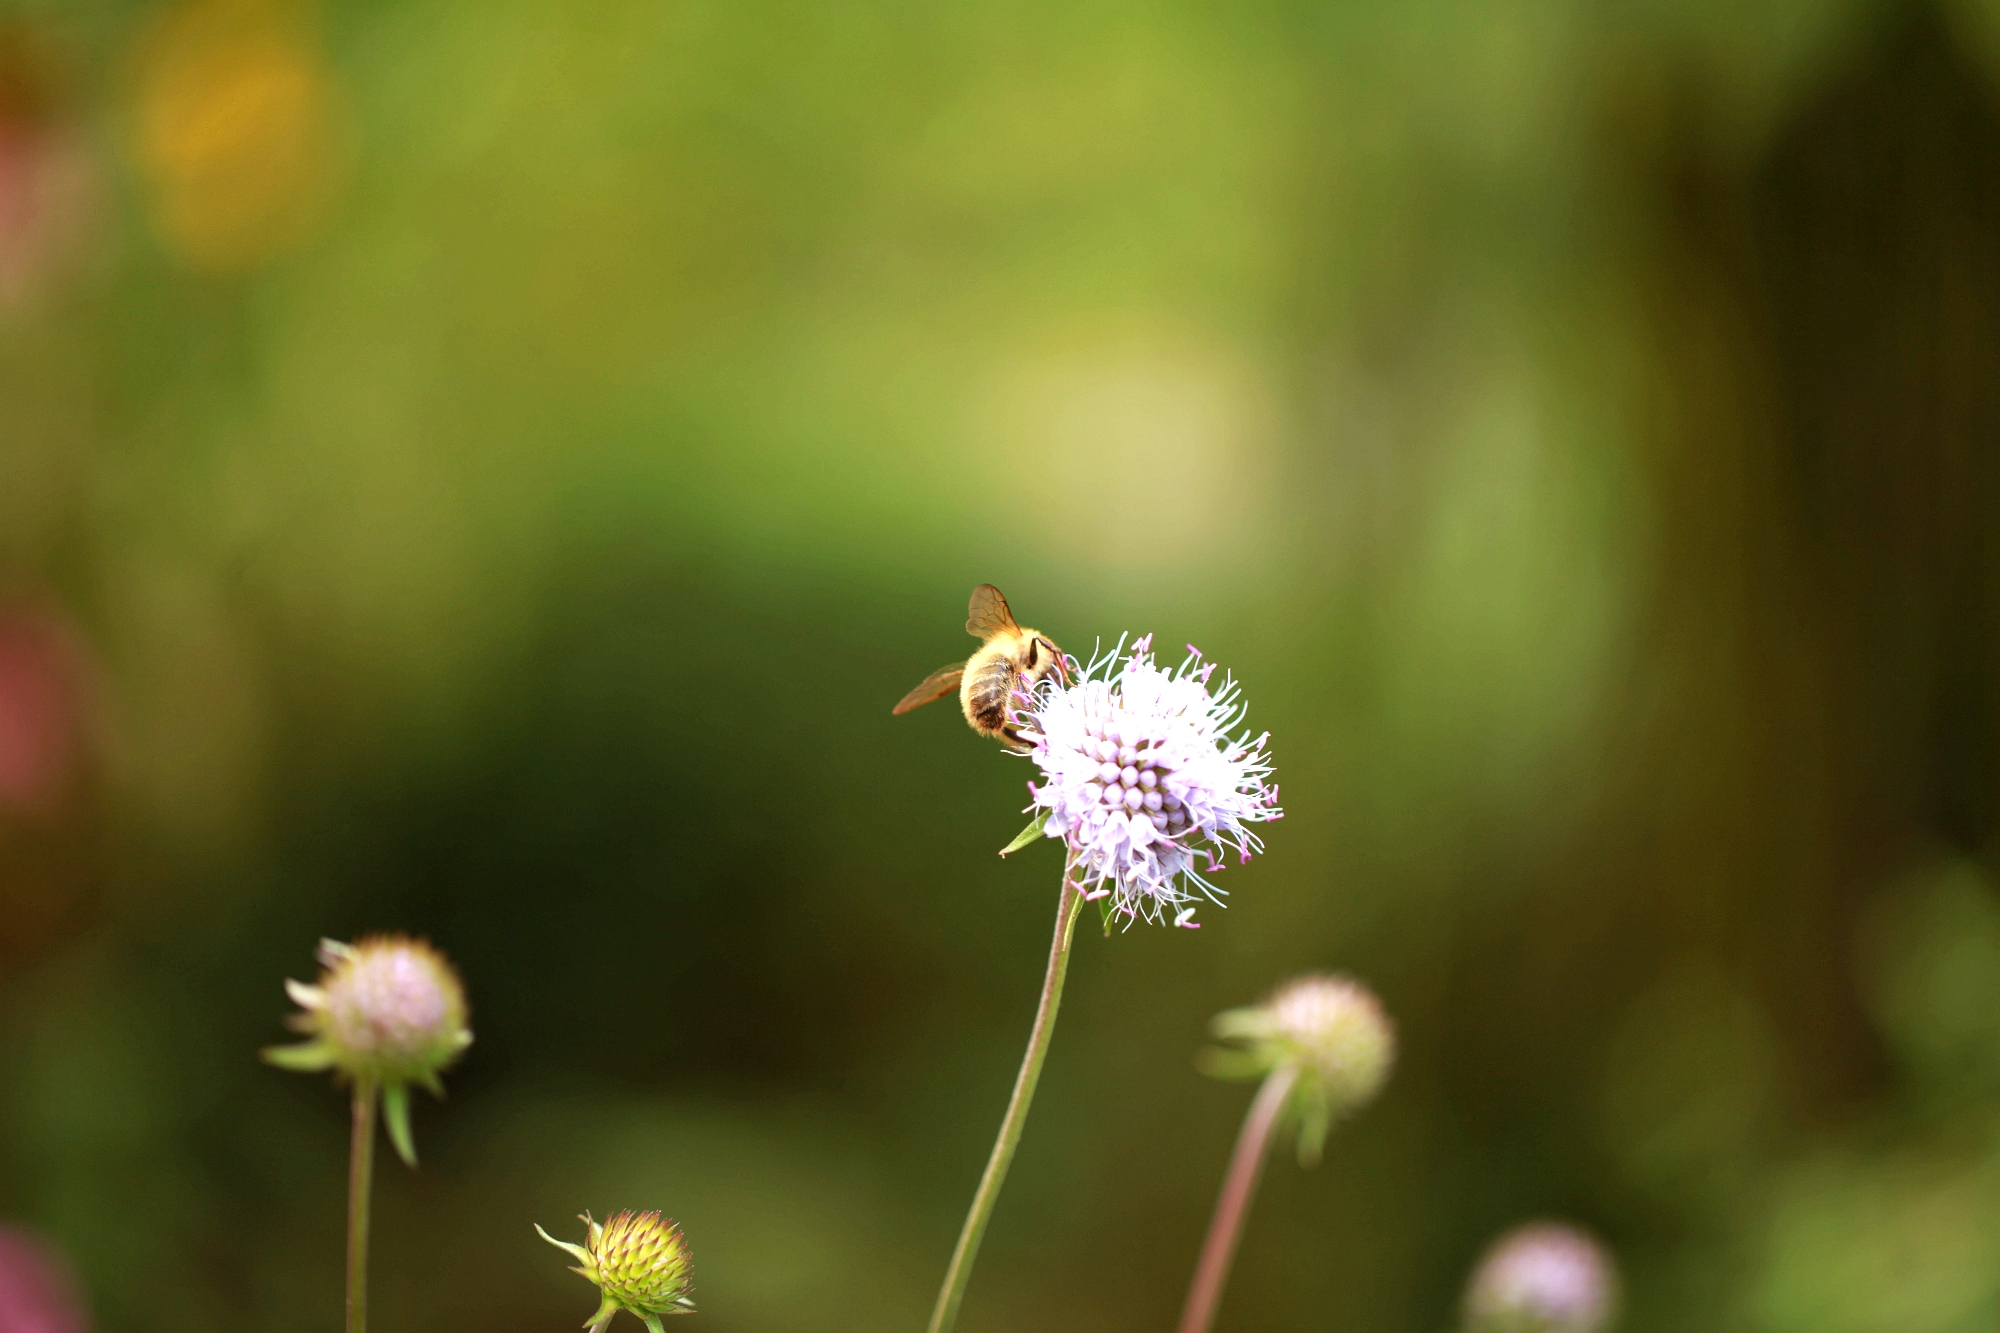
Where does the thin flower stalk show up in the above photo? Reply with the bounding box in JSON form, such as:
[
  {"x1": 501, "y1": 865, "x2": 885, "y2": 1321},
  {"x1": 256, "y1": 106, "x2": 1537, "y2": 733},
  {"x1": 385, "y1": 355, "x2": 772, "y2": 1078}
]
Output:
[
  {"x1": 262, "y1": 935, "x2": 472, "y2": 1333},
  {"x1": 1180, "y1": 975, "x2": 1395, "y2": 1333},
  {"x1": 926, "y1": 871, "x2": 1084, "y2": 1333},
  {"x1": 923, "y1": 617, "x2": 1280, "y2": 1331},
  {"x1": 1177, "y1": 1063, "x2": 1297, "y2": 1333},
  {"x1": 347, "y1": 1079, "x2": 377, "y2": 1333}
]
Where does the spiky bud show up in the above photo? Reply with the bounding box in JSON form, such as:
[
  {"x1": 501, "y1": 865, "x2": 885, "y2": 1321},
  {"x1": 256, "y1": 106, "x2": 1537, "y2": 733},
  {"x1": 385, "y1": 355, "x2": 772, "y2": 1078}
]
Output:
[
  {"x1": 1204, "y1": 972, "x2": 1395, "y2": 1163},
  {"x1": 538, "y1": 1210, "x2": 695, "y2": 1331},
  {"x1": 1463, "y1": 1223, "x2": 1619, "y2": 1333},
  {"x1": 262, "y1": 935, "x2": 473, "y2": 1165}
]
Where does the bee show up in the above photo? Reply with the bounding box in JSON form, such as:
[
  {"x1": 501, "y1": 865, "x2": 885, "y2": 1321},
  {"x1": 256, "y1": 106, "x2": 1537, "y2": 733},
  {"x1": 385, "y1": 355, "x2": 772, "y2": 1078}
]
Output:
[{"x1": 892, "y1": 584, "x2": 1065, "y2": 746}]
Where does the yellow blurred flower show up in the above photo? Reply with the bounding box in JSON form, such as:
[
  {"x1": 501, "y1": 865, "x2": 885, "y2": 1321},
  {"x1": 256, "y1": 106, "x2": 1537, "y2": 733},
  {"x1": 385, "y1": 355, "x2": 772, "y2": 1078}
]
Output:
[{"x1": 128, "y1": 0, "x2": 345, "y2": 271}]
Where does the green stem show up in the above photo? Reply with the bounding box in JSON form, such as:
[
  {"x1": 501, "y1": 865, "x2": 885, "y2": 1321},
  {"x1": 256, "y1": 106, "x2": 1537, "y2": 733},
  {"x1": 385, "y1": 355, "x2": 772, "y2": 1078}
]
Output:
[
  {"x1": 926, "y1": 871, "x2": 1085, "y2": 1333},
  {"x1": 1176, "y1": 1063, "x2": 1300, "y2": 1333},
  {"x1": 348, "y1": 1078, "x2": 378, "y2": 1333}
]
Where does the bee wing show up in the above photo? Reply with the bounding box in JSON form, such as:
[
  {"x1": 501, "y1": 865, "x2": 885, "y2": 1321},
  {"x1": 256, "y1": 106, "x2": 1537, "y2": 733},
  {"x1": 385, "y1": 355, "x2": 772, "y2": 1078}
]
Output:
[
  {"x1": 966, "y1": 584, "x2": 1020, "y2": 639},
  {"x1": 892, "y1": 661, "x2": 966, "y2": 714}
]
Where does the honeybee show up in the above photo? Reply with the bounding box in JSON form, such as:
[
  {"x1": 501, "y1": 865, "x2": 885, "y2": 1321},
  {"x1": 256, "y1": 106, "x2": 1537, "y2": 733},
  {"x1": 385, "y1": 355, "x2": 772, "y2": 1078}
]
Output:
[{"x1": 892, "y1": 585, "x2": 1066, "y2": 746}]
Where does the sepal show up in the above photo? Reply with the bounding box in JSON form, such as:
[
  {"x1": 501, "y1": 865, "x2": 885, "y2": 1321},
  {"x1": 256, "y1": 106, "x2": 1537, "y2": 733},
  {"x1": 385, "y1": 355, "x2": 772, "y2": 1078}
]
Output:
[
  {"x1": 382, "y1": 1082, "x2": 418, "y2": 1167},
  {"x1": 535, "y1": 1223, "x2": 593, "y2": 1267},
  {"x1": 998, "y1": 811, "x2": 1049, "y2": 856},
  {"x1": 1292, "y1": 1080, "x2": 1332, "y2": 1167},
  {"x1": 284, "y1": 979, "x2": 326, "y2": 1009},
  {"x1": 260, "y1": 1040, "x2": 336, "y2": 1072}
]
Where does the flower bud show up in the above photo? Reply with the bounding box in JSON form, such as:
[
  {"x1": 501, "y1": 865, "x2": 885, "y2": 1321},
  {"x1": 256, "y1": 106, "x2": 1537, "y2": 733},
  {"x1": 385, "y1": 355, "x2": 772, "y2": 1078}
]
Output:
[
  {"x1": 538, "y1": 1210, "x2": 695, "y2": 1331},
  {"x1": 1263, "y1": 973, "x2": 1395, "y2": 1107},
  {"x1": 1463, "y1": 1222, "x2": 1619, "y2": 1333},
  {"x1": 1206, "y1": 972, "x2": 1394, "y2": 1162},
  {"x1": 262, "y1": 935, "x2": 473, "y2": 1165}
]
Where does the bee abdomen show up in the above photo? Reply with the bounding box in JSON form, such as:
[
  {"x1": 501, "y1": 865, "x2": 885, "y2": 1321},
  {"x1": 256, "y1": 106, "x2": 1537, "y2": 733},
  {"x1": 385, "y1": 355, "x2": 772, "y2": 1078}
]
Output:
[{"x1": 963, "y1": 658, "x2": 1018, "y2": 736}]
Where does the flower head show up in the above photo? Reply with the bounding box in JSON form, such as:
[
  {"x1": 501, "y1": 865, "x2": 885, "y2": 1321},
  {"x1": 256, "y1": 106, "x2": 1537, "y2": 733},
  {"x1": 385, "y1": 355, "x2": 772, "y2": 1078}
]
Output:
[
  {"x1": 1205, "y1": 973, "x2": 1395, "y2": 1163},
  {"x1": 262, "y1": 935, "x2": 473, "y2": 1165},
  {"x1": 538, "y1": 1210, "x2": 695, "y2": 1331},
  {"x1": 1013, "y1": 635, "x2": 1279, "y2": 927},
  {"x1": 1463, "y1": 1223, "x2": 1619, "y2": 1333}
]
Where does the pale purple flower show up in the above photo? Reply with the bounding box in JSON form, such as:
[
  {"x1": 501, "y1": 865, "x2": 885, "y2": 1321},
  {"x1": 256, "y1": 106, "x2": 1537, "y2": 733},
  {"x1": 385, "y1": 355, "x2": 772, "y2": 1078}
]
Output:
[
  {"x1": 1463, "y1": 1223, "x2": 1619, "y2": 1333},
  {"x1": 1012, "y1": 634, "x2": 1279, "y2": 927}
]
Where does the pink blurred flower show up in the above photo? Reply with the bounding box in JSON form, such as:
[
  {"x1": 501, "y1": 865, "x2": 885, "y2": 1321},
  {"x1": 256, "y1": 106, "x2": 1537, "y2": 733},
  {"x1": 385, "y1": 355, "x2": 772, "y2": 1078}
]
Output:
[
  {"x1": 0, "y1": 609, "x2": 83, "y2": 814},
  {"x1": 0, "y1": 30, "x2": 94, "y2": 310},
  {"x1": 0, "y1": 1226, "x2": 87, "y2": 1333}
]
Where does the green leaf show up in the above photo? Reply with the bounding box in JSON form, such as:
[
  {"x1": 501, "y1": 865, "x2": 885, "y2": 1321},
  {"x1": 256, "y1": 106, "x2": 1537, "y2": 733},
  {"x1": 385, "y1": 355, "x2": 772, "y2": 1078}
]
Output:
[
  {"x1": 382, "y1": 1082, "x2": 418, "y2": 1167},
  {"x1": 997, "y1": 811, "x2": 1049, "y2": 856}
]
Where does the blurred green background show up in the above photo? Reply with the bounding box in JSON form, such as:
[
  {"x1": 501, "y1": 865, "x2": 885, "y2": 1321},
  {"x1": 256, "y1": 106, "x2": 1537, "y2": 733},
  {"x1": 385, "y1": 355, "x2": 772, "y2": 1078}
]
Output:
[{"x1": 2, "y1": 0, "x2": 2000, "y2": 1329}]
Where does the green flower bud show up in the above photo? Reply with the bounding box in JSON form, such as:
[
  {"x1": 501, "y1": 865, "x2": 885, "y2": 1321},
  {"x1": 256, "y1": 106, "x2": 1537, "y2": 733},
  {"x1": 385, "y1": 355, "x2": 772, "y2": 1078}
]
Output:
[
  {"x1": 537, "y1": 1210, "x2": 695, "y2": 1331},
  {"x1": 1463, "y1": 1222, "x2": 1619, "y2": 1333},
  {"x1": 1204, "y1": 972, "x2": 1394, "y2": 1163},
  {"x1": 262, "y1": 935, "x2": 473, "y2": 1166}
]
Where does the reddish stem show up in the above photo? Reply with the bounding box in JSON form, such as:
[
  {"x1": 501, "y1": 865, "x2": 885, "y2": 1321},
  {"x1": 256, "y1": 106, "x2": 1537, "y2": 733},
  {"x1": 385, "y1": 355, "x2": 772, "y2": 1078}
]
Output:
[
  {"x1": 348, "y1": 1079, "x2": 377, "y2": 1333},
  {"x1": 1177, "y1": 1063, "x2": 1299, "y2": 1333}
]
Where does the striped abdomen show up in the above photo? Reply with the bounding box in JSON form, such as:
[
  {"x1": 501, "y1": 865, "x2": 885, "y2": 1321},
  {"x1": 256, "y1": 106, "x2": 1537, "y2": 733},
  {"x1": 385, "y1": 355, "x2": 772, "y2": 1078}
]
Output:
[{"x1": 961, "y1": 650, "x2": 1020, "y2": 738}]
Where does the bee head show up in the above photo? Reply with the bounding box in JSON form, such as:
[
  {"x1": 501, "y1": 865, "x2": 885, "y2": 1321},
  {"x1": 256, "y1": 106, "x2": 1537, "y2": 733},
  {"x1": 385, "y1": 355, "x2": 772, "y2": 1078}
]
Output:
[{"x1": 1021, "y1": 633, "x2": 1066, "y2": 684}]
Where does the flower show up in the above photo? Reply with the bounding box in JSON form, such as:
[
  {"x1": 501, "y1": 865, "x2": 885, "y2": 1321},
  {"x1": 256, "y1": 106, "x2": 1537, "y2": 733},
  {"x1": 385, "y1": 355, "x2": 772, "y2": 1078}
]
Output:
[
  {"x1": 538, "y1": 1210, "x2": 695, "y2": 1331},
  {"x1": 262, "y1": 935, "x2": 473, "y2": 1165},
  {"x1": 1012, "y1": 635, "x2": 1279, "y2": 927},
  {"x1": 1205, "y1": 973, "x2": 1394, "y2": 1163},
  {"x1": 1462, "y1": 1223, "x2": 1619, "y2": 1333},
  {"x1": 0, "y1": 1224, "x2": 87, "y2": 1333}
]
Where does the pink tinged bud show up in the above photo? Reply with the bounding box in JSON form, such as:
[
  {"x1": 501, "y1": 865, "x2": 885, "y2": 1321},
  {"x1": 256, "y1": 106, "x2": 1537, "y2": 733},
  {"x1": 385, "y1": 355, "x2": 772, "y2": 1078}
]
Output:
[
  {"x1": 1201, "y1": 973, "x2": 1395, "y2": 1165},
  {"x1": 262, "y1": 934, "x2": 473, "y2": 1167},
  {"x1": 1464, "y1": 1223, "x2": 1619, "y2": 1333},
  {"x1": 1210, "y1": 973, "x2": 1395, "y2": 1112}
]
